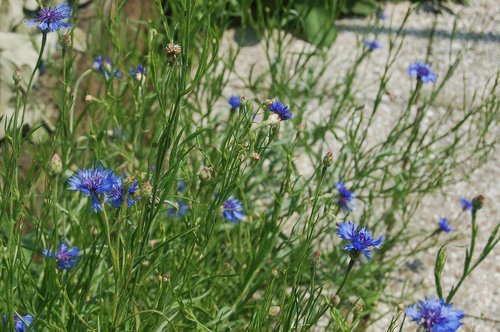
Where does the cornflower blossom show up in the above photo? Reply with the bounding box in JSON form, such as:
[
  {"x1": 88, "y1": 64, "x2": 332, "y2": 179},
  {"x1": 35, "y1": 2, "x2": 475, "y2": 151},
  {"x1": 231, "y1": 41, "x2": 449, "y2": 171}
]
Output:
[
  {"x1": 408, "y1": 61, "x2": 437, "y2": 83},
  {"x1": 93, "y1": 56, "x2": 122, "y2": 80},
  {"x1": 105, "y1": 176, "x2": 139, "y2": 208},
  {"x1": 228, "y1": 95, "x2": 241, "y2": 109},
  {"x1": 167, "y1": 200, "x2": 190, "y2": 219},
  {"x1": 2, "y1": 314, "x2": 33, "y2": 332},
  {"x1": 406, "y1": 297, "x2": 464, "y2": 332},
  {"x1": 130, "y1": 64, "x2": 145, "y2": 81},
  {"x1": 68, "y1": 166, "x2": 116, "y2": 212},
  {"x1": 25, "y1": 2, "x2": 71, "y2": 32},
  {"x1": 177, "y1": 180, "x2": 185, "y2": 193},
  {"x1": 269, "y1": 100, "x2": 292, "y2": 121},
  {"x1": 438, "y1": 217, "x2": 452, "y2": 233},
  {"x1": 363, "y1": 40, "x2": 381, "y2": 51},
  {"x1": 459, "y1": 197, "x2": 472, "y2": 212},
  {"x1": 43, "y1": 242, "x2": 80, "y2": 271},
  {"x1": 222, "y1": 197, "x2": 245, "y2": 223},
  {"x1": 376, "y1": 8, "x2": 387, "y2": 21},
  {"x1": 336, "y1": 181, "x2": 355, "y2": 213},
  {"x1": 336, "y1": 221, "x2": 383, "y2": 259}
]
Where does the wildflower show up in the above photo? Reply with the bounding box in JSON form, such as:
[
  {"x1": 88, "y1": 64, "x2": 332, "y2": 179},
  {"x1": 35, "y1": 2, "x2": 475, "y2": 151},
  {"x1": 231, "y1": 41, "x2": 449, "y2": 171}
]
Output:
[
  {"x1": 165, "y1": 43, "x2": 182, "y2": 63},
  {"x1": 376, "y1": 8, "x2": 387, "y2": 21},
  {"x1": 336, "y1": 181, "x2": 355, "y2": 213},
  {"x1": 68, "y1": 166, "x2": 116, "y2": 212},
  {"x1": 106, "y1": 175, "x2": 139, "y2": 208},
  {"x1": 177, "y1": 180, "x2": 186, "y2": 193},
  {"x1": 336, "y1": 221, "x2": 383, "y2": 259},
  {"x1": 25, "y1": 2, "x2": 71, "y2": 32},
  {"x1": 222, "y1": 197, "x2": 245, "y2": 223},
  {"x1": 363, "y1": 40, "x2": 381, "y2": 51},
  {"x1": 167, "y1": 200, "x2": 190, "y2": 218},
  {"x1": 44, "y1": 241, "x2": 80, "y2": 270},
  {"x1": 459, "y1": 197, "x2": 472, "y2": 212},
  {"x1": 268, "y1": 100, "x2": 292, "y2": 121},
  {"x1": 93, "y1": 56, "x2": 122, "y2": 80},
  {"x1": 2, "y1": 314, "x2": 33, "y2": 332},
  {"x1": 228, "y1": 95, "x2": 241, "y2": 109},
  {"x1": 130, "y1": 64, "x2": 145, "y2": 81},
  {"x1": 438, "y1": 218, "x2": 452, "y2": 233},
  {"x1": 408, "y1": 61, "x2": 437, "y2": 83},
  {"x1": 406, "y1": 296, "x2": 464, "y2": 332}
]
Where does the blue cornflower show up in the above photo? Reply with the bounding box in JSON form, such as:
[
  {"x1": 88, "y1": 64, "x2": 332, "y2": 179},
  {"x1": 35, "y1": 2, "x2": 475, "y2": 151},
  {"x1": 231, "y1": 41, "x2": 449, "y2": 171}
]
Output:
[
  {"x1": 228, "y1": 95, "x2": 241, "y2": 109},
  {"x1": 68, "y1": 166, "x2": 116, "y2": 212},
  {"x1": 167, "y1": 200, "x2": 190, "y2": 218},
  {"x1": 269, "y1": 100, "x2": 292, "y2": 121},
  {"x1": 376, "y1": 8, "x2": 387, "y2": 21},
  {"x1": 130, "y1": 64, "x2": 145, "y2": 81},
  {"x1": 44, "y1": 241, "x2": 80, "y2": 271},
  {"x1": 336, "y1": 221, "x2": 383, "y2": 259},
  {"x1": 25, "y1": 2, "x2": 71, "y2": 32},
  {"x1": 222, "y1": 197, "x2": 245, "y2": 223},
  {"x1": 408, "y1": 61, "x2": 437, "y2": 83},
  {"x1": 105, "y1": 176, "x2": 139, "y2": 208},
  {"x1": 438, "y1": 217, "x2": 452, "y2": 233},
  {"x1": 336, "y1": 181, "x2": 355, "y2": 213},
  {"x1": 406, "y1": 296, "x2": 464, "y2": 332},
  {"x1": 363, "y1": 40, "x2": 381, "y2": 51},
  {"x1": 459, "y1": 197, "x2": 472, "y2": 212},
  {"x1": 93, "y1": 56, "x2": 122, "y2": 80},
  {"x1": 177, "y1": 180, "x2": 185, "y2": 193},
  {"x1": 2, "y1": 314, "x2": 33, "y2": 332}
]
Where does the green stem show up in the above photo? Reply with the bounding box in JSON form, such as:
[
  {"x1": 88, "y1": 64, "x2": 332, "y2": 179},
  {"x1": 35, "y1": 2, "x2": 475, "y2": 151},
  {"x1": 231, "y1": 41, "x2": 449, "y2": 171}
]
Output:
[{"x1": 336, "y1": 257, "x2": 356, "y2": 296}]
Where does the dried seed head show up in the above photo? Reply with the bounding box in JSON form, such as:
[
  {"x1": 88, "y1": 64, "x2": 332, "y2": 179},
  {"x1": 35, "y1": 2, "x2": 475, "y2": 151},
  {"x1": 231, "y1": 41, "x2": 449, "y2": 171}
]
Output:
[
  {"x1": 323, "y1": 151, "x2": 334, "y2": 168},
  {"x1": 165, "y1": 43, "x2": 182, "y2": 63},
  {"x1": 198, "y1": 165, "x2": 213, "y2": 184}
]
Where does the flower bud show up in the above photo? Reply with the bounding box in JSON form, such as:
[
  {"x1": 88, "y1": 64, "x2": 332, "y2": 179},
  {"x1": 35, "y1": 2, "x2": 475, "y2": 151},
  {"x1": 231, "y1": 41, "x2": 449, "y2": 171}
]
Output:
[
  {"x1": 331, "y1": 295, "x2": 340, "y2": 307},
  {"x1": 60, "y1": 33, "x2": 72, "y2": 49},
  {"x1": 85, "y1": 95, "x2": 95, "y2": 103},
  {"x1": 251, "y1": 152, "x2": 260, "y2": 161},
  {"x1": 323, "y1": 151, "x2": 333, "y2": 168},
  {"x1": 12, "y1": 68, "x2": 22, "y2": 85},
  {"x1": 272, "y1": 268, "x2": 278, "y2": 277},
  {"x1": 264, "y1": 99, "x2": 273, "y2": 106},
  {"x1": 269, "y1": 306, "x2": 281, "y2": 317},
  {"x1": 142, "y1": 181, "x2": 153, "y2": 198},
  {"x1": 472, "y1": 195, "x2": 485, "y2": 212},
  {"x1": 48, "y1": 153, "x2": 63, "y2": 176},
  {"x1": 309, "y1": 250, "x2": 320, "y2": 267}
]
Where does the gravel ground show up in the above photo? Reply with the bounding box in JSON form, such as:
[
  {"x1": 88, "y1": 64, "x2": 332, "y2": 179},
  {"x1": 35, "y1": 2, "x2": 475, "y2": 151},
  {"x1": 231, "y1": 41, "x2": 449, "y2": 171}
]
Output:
[{"x1": 221, "y1": 1, "x2": 499, "y2": 331}]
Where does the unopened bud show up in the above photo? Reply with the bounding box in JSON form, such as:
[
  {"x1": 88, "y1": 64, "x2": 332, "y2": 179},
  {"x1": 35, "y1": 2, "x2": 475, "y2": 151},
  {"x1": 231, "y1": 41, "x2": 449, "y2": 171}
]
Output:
[
  {"x1": 264, "y1": 99, "x2": 273, "y2": 106},
  {"x1": 85, "y1": 95, "x2": 95, "y2": 103},
  {"x1": 331, "y1": 295, "x2": 341, "y2": 306},
  {"x1": 251, "y1": 152, "x2": 260, "y2": 161},
  {"x1": 165, "y1": 43, "x2": 182, "y2": 64},
  {"x1": 60, "y1": 33, "x2": 72, "y2": 49},
  {"x1": 198, "y1": 166, "x2": 213, "y2": 184},
  {"x1": 323, "y1": 151, "x2": 333, "y2": 168},
  {"x1": 269, "y1": 306, "x2": 281, "y2": 317},
  {"x1": 48, "y1": 153, "x2": 63, "y2": 176},
  {"x1": 272, "y1": 268, "x2": 278, "y2": 277},
  {"x1": 472, "y1": 195, "x2": 485, "y2": 212},
  {"x1": 397, "y1": 303, "x2": 405, "y2": 311},
  {"x1": 12, "y1": 68, "x2": 22, "y2": 84},
  {"x1": 355, "y1": 303, "x2": 364, "y2": 312},
  {"x1": 309, "y1": 250, "x2": 320, "y2": 267},
  {"x1": 142, "y1": 181, "x2": 153, "y2": 198}
]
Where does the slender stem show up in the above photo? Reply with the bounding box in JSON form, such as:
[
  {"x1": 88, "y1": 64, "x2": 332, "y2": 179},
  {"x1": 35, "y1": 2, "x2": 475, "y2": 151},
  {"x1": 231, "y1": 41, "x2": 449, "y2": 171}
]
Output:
[{"x1": 336, "y1": 258, "x2": 356, "y2": 296}]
